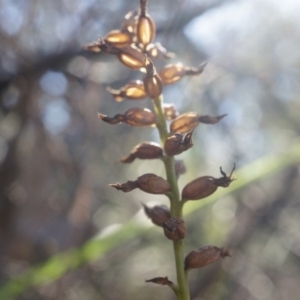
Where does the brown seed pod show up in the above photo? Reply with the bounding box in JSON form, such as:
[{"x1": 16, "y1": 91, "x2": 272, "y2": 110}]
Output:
[
  {"x1": 145, "y1": 276, "x2": 174, "y2": 287},
  {"x1": 137, "y1": 0, "x2": 156, "y2": 47},
  {"x1": 104, "y1": 30, "x2": 132, "y2": 48},
  {"x1": 184, "y1": 245, "x2": 231, "y2": 271},
  {"x1": 124, "y1": 107, "x2": 156, "y2": 126},
  {"x1": 118, "y1": 44, "x2": 145, "y2": 70},
  {"x1": 119, "y1": 142, "x2": 163, "y2": 163},
  {"x1": 107, "y1": 80, "x2": 147, "y2": 102},
  {"x1": 143, "y1": 55, "x2": 163, "y2": 98},
  {"x1": 109, "y1": 173, "x2": 170, "y2": 194},
  {"x1": 163, "y1": 217, "x2": 186, "y2": 241},
  {"x1": 109, "y1": 180, "x2": 138, "y2": 192},
  {"x1": 159, "y1": 62, "x2": 207, "y2": 85},
  {"x1": 98, "y1": 108, "x2": 156, "y2": 127},
  {"x1": 170, "y1": 112, "x2": 200, "y2": 133},
  {"x1": 137, "y1": 174, "x2": 171, "y2": 194},
  {"x1": 164, "y1": 131, "x2": 194, "y2": 156},
  {"x1": 181, "y1": 165, "x2": 236, "y2": 201},
  {"x1": 170, "y1": 112, "x2": 227, "y2": 133},
  {"x1": 142, "y1": 204, "x2": 171, "y2": 226}
]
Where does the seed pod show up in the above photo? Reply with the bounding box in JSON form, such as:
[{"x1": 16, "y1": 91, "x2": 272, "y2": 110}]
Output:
[
  {"x1": 109, "y1": 180, "x2": 138, "y2": 192},
  {"x1": 170, "y1": 112, "x2": 227, "y2": 133},
  {"x1": 163, "y1": 103, "x2": 179, "y2": 120},
  {"x1": 104, "y1": 30, "x2": 132, "y2": 48},
  {"x1": 145, "y1": 277, "x2": 174, "y2": 287},
  {"x1": 137, "y1": 0, "x2": 156, "y2": 47},
  {"x1": 118, "y1": 45, "x2": 145, "y2": 70},
  {"x1": 119, "y1": 142, "x2": 163, "y2": 163},
  {"x1": 142, "y1": 204, "x2": 171, "y2": 226},
  {"x1": 137, "y1": 174, "x2": 171, "y2": 194},
  {"x1": 98, "y1": 108, "x2": 156, "y2": 127},
  {"x1": 146, "y1": 42, "x2": 175, "y2": 59},
  {"x1": 159, "y1": 62, "x2": 206, "y2": 85},
  {"x1": 109, "y1": 173, "x2": 170, "y2": 194},
  {"x1": 181, "y1": 164, "x2": 236, "y2": 201},
  {"x1": 164, "y1": 131, "x2": 194, "y2": 156},
  {"x1": 124, "y1": 107, "x2": 156, "y2": 126},
  {"x1": 163, "y1": 217, "x2": 186, "y2": 241},
  {"x1": 170, "y1": 112, "x2": 200, "y2": 133},
  {"x1": 143, "y1": 55, "x2": 163, "y2": 98},
  {"x1": 107, "y1": 80, "x2": 146, "y2": 102},
  {"x1": 184, "y1": 245, "x2": 231, "y2": 271}
]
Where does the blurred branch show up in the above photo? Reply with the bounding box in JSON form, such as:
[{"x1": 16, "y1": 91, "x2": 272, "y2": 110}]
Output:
[{"x1": 0, "y1": 139, "x2": 300, "y2": 299}]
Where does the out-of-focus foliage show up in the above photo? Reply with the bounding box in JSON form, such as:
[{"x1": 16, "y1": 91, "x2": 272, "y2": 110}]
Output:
[{"x1": 0, "y1": 0, "x2": 300, "y2": 299}]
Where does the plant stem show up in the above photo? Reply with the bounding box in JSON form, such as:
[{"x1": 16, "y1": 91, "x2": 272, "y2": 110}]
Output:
[{"x1": 152, "y1": 95, "x2": 190, "y2": 300}]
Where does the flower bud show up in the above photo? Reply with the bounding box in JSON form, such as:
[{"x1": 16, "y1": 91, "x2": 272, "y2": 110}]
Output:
[
  {"x1": 170, "y1": 112, "x2": 227, "y2": 133},
  {"x1": 119, "y1": 142, "x2": 163, "y2": 163},
  {"x1": 137, "y1": 174, "x2": 171, "y2": 194},
  {"x1": 164, "y1": 131, "x2": 193, "y2": 156},
  {"x1": 159, "y1": 62, "x2": 206, "y2": 85},
  {"x1": 181, "y1": 165, "x2": 236, "y2": 201},
  {"x1": 118, "y1": 45, "x2": 145, "y2": 69},
  {"x1": 184, "y1": 245, "x2": 231, "y2": 271},
  {"x1": 137, "y1": 0, "x2": 156, "y2": 47},
  {"x1": 163, "y1": 103, "x2": 179, "y2": 120},
  {"x1": 107, "y1": 80, "x2": 146, "y2": 102},
  {"x1": 145, "y1": 277, "x2": 174, "y2": 287},
  {"x1": 143, "y1": 55, "x2": 163, "y2": 98},
  {"x1": 104, "y1": 30, "x2": 132, "y2": 48},
  {"x1": 98, "y1": 108, "x2": 156, "y2": 127},
  {"x1": 142, "y1": 204, "x2": 171, "y2": 226},
  {"x1": 163, "y1": 217, "x2": 186, "y2": 241}
]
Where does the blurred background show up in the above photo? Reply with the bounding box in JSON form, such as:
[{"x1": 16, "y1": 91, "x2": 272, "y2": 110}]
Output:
[{"x1": 0, "y1": 0, "x2": 300, "y2": 299}]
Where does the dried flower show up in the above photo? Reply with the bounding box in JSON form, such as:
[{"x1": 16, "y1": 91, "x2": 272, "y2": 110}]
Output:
[
  {"x1": 159, "y1": 62, "x2": 206, "y2": 85},
  {"x1": 107, "y1": 80, "x2": 147, "y2": 102},
  {"x1": 104, "y1": 29, "x2": 132, "y2": 48},
  {"x1": 184, "y1": 245, "x2": 231, "y2": 271},
  {"x1": 163, "y1": 217, "x2": 186, "y2": 241},
  {"x1": 98, "y1": 108, "x2": 156, "y2": 127},
  {"x1": 118, "y1": 44, "x2": 145, "y2": 69},
  {"x1": 145, "y1": 277, "x2": 174, "y2": 287},
  {"x1": 137, "y1": 0, "x2": 156, "y2": 47},
  {"x1": 143, "y1": 204, "x2": 171, "y2": 226},
  {"x1": 164, "y1": 131, "x2": 193, "y2": 156},
  {"x1": 143, "y1": 55, "x2": 163, "y2": 98},
  {"x1": 120, "y1": 142, "x2": 163, "y2": 163},
  {"x1": 110, "y1": 173, "x2": 171, "y2": 194},
  {"x1": 182, "y1": 164, "x2": 236, "y2": 201},
  {"x1": 170, "y1": 112, "x2": 227, "y2": 133}
]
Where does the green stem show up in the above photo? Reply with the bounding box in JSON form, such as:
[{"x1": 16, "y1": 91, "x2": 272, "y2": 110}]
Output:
[{"x1": 152, "y1": 95, "x2": 190, "y2": 300}]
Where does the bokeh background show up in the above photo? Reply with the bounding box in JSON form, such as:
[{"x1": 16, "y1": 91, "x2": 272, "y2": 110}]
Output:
[{"x1": 1, "y1": 0, "x2": 300, "y2": 299}]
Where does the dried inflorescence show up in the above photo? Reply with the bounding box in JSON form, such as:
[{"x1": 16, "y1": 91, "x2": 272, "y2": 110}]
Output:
[
  {"x1": 85, "y1": 0, "x2": 235, "y2": 298},
  {"x1": 184, "y1": 245, "x2": 231, "y2": 271}
]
